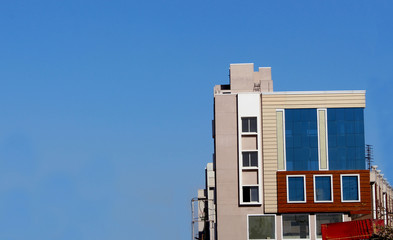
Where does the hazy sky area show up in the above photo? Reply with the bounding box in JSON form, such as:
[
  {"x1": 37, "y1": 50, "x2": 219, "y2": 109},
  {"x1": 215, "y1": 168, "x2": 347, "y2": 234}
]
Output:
[{"x1": 0, "y1": 0, "x2": 392, "y2": 239}]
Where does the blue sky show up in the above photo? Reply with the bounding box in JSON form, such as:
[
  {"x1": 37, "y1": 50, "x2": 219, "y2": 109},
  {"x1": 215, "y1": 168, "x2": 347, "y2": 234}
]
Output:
[{"x1": 0, "y1": 0, "x2": 392, "y2": 239}]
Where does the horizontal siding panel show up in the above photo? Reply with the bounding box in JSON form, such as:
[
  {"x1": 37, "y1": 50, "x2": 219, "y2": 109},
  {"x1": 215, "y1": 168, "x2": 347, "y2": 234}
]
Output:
[
  {"x1": 261, "y1": 130, "x2": 276, "y2": 134},
  {"x1": 263, "y1": 153, "x2": 278, "y2": 157},
  {"x1": 263, "y1": 163, "x2": 277, "y2": 166},
  {"x1": 262, "y1": 93, "x2": 365, "y2": 99},
  {"x1": 262, "y1": 96, "x2": 365, "y2": 102},
  {"x1": 262, "y1": 101, "x2": 365, "y2": 107},
  {"x1": 263, "y1": 104, "x2": 365, "y2": 109}
]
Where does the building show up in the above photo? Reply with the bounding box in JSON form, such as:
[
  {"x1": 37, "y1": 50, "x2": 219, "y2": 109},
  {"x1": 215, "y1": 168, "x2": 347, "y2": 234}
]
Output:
[{"x1": 193, "y1": 63, "x2": 393, "y2": 240}]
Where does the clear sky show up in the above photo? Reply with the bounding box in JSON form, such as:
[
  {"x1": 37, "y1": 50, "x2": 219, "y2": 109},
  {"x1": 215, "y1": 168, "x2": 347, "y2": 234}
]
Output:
[{"x1": 0, "y1": 0, "x2": 392, "y2": 239}]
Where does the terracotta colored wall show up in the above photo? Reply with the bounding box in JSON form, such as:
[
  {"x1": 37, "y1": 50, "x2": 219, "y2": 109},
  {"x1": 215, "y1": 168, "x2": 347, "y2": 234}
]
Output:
[{"x1": 277, "y1": 170, "x2": 371, "y2": 215}]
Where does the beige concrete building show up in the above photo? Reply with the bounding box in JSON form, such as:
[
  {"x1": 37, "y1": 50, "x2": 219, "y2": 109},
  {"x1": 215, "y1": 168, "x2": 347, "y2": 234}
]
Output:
[{"x1": 194, "y1": 63, "x2": 392, "y2": 240}]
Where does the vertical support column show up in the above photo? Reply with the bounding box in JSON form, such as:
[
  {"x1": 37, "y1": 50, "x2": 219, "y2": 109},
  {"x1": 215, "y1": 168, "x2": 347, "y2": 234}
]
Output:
[
  {"x1": 384, "y1": 192, "x2": 387, "y2": 225},
  {"x1": 276, "y1": 109, "x2": 285, "y2": 171},
  {"x1": 309, "y1": 214, "x2": 316, "y2": 240},
  {"x1": 372, "y1": 183, "x2": 376, "y2": 219},
  {"x1": 318, "y1": 109, "x2": 328, "y2": 170}
]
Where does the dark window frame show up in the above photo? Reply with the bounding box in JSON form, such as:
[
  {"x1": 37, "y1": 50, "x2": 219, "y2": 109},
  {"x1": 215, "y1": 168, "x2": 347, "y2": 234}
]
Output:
[{"x1": 242, "y1": 117, "x2": 257, "y2": 133}]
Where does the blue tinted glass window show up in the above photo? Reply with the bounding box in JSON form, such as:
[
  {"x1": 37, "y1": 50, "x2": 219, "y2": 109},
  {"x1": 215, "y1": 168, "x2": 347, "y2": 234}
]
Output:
[
  {"x1": 342, "y1": 175, "x2": 359, "y2": 201},
  {"x1": 285, "y1": 109, "x2": 318, "y2": 171},
  {"x1": 288, "y1": 176, "x2": 305, "y2": 202},
  {"x1": 315, "y1": 176, "x2": 332, "y2": 201},
  {"x1": 327, "y1": 108, "x2": 365, "y2": 170}
]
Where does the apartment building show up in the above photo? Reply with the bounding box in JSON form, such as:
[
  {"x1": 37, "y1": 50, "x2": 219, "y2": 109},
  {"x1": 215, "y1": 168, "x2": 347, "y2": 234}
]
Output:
[{"x1": 193, "y1": 63, "x2": 393, "y2": 240}]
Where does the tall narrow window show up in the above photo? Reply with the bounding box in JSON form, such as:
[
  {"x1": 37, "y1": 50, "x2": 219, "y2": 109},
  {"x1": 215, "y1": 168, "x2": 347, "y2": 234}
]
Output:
[
  {"x1": 248, "y1": 215, "x2": 275, "y2": 240},
  {"x1": 314, "y1": 175, "x2": 333, "y2": 202},
  {"x1": 341, "y1": 175, "x2": 360, "y2": 202},
  {"x1": 242, "y1": 117, "x2": 257, "y2": 133},
  {"x1": 243, "y1": 151, "x2": 258, "y2": 167},
  {"x1": 287, "y1": 176, "x2": 306, "y2": 203}
]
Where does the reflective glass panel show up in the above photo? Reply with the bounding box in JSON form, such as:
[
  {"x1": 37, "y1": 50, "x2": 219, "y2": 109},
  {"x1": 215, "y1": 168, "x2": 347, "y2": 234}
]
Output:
[
  {"x1": 285, "y1": 109, "x2": 318, "y2": 171},
  {"x1": 327, "y1": 108, "x2": 365, "y2": 170},
  {"x1": 288, "y1": 177, "x2": 305, "y2": 202},
  {"x1": 342, "y1": 175, "x2": 359, "y2": 201},
  {"x1": 315, "y1": 176, "x2": 332, "y2": 201}
]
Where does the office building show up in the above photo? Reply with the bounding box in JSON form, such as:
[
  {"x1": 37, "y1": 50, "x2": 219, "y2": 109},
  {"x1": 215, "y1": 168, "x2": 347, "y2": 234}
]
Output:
[{"x1": 193, "y1": 63, "x2": 393, "y2": 240}]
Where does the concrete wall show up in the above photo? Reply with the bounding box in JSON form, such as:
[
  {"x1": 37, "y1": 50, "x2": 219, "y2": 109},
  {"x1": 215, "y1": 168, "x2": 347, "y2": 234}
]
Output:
[
  {"x1": 228, "y1": 63, "x2": 273, "y2": 93},
  {"x1": 214, "y1": 94, "x2": 264, "y2": 240}
]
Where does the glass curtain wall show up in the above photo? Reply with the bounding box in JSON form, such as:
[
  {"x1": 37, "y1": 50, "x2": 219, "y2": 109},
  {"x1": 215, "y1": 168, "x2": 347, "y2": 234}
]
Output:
[
  {"x1": 327, "y1": 108, "x2": 365, "y2": 170},
  {"x1": 285, "y1": 109, "x2": 318, "y2": 171}
]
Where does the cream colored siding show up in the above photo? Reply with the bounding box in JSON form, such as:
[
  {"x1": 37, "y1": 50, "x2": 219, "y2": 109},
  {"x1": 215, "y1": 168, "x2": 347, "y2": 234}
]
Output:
[
  {"x1": 261, "y1": 92, "x2": 365, "y2": 213},
  {"x1": 318, "y1": 109, "x2": 328, "y2": 170}
]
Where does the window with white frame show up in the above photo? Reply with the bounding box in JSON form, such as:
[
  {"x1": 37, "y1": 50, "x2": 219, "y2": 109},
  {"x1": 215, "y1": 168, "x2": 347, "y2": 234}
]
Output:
[
  {"x1": 282, "y1": 214, "x2": 309, "y2": 239},
  {"x1": 315, "y1": 214, "x2": 342, "y2": 239},
  {"x1": 243, "y1": 186, "x2": 259, "y2": 203},
  {"x1": 287, "y1": 176, "x2": 306, "y2": 203},
  {"x1": 243, "y1": 151, "x2": 258, "y2": 167},
  {"x1": 248, "y1": 215, "x2": 275, "y2": 240},
  {"x1": 242, "y1": 117, "x2": 257, "y2": 133},
  {"x1": 341, "y1": 174, "x2": 360, "y2": 202},
  {"x1": 314, "y1": 175, "x2": 333, "y2": 202}
]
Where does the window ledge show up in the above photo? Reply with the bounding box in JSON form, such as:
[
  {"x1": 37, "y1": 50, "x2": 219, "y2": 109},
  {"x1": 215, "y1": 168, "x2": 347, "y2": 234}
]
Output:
[
  {"x1": 341, "y1": 200, "x2": 361, "y2": 203},
  {"x1": 241, "y1": 132, "x2": 258, "y2": 135},
  {"x1": 314, "y1": 200, "x2": 333, "y2": 203},
  {"x1": 242, "y1": 167, "x2": 258, "y2": 170},
  {"x1": 240, "y1": 202, "x2": 262, "y2": 206}
]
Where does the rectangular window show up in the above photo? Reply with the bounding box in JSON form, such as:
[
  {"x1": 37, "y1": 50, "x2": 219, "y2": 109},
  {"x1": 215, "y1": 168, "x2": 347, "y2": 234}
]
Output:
[
  {"x1": 315, "y1": 214, "x2": 342, "y2": 239},
  {"x1": 243, "y1": 186, "x2": 259, "y2": 203},
  {"x1": 242, "y1": 117, "x2": 257, "y2": 133},
  {"x1": 287, "y1": 176, "x2": 306, "y2": 203},
  {"x1": 282, "y1": 214, "x2": 309, "y2": 239},
  {"x1": 327, "y1": 108, "x2": 365, "y2": 170},
  {"x1": 248, "y1": 215, "x2": 275, "y2": 240},
  {"x1": 314, "y1": 175, "x2": 333, "y2": 202},
  {"x1": 243, "y1": 151, "x2": 258, "y2": 167},
  {"x1": 341, "y1": 174, "x2": 360, "y2": 202},
  {"x1": 285, "y1": 109, "x2": 318, "y2": 171}
]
